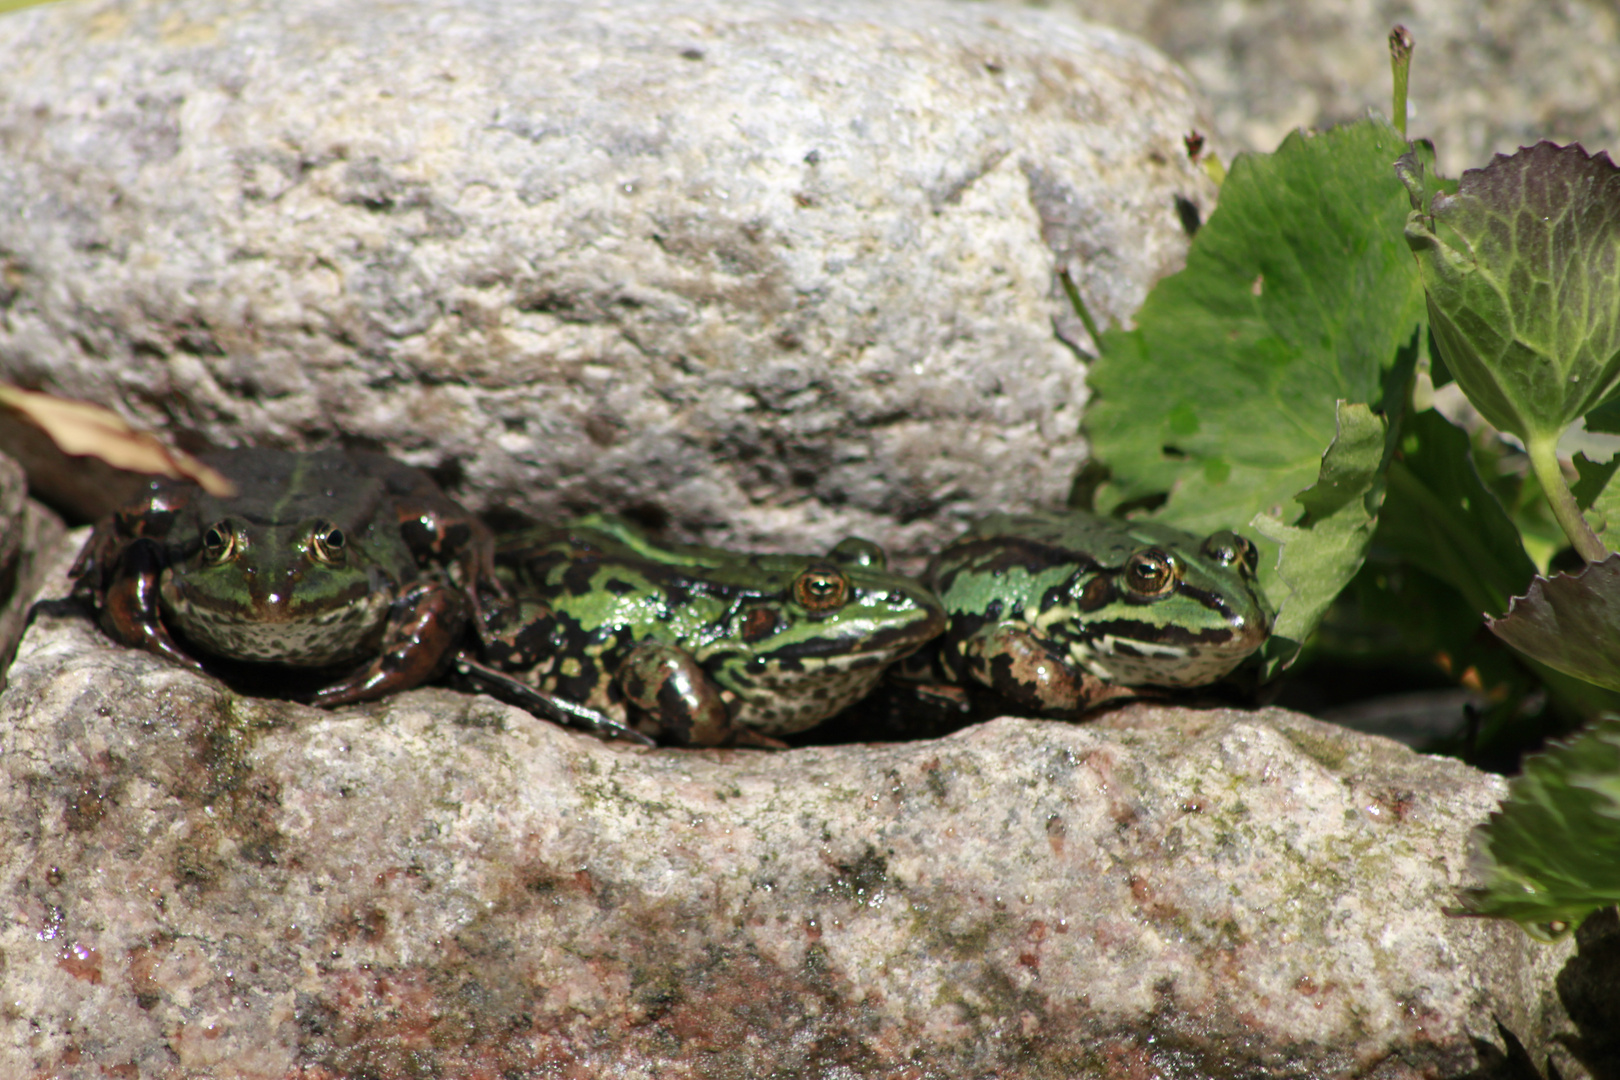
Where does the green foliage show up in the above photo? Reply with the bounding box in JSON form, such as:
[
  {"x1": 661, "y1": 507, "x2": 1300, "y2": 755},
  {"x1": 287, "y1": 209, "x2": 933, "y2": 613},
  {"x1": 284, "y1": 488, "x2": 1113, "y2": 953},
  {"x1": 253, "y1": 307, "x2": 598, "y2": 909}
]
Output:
[
  {"x1": 1460, "y1": 717, "x2": 1620, "y2": 939},
  {"x1": 1085, "y1": 119, "x2": 1428, "y2": 666},
  {"x1": 1377, "y1": 408, "x2": 1537, "y2": 618},
  {"x1": 1251, "y1": 403, "x2": 1390, "y2": 676},
  {"x1": 1075, "y1": 42, "x2": 1620, "y2": 944},
  {"x1": 1088, "y1": 120, "x2": 1425, "y2": 533},
  {"x1": 1403, "y1": 143, "x2": 1620, "y2": 446}
]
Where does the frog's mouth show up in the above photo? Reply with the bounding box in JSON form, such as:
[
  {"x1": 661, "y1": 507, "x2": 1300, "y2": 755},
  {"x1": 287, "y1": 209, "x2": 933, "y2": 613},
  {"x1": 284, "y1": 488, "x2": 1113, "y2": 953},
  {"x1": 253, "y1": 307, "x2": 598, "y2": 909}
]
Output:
[
  {"x1": 160, "y1": 580, "x2": 393, "y2": 668},
  {"x1": 1068, "y1": 615, "x2": 1269, "y2": 687},
  {"x1": 764, "y1": 612, "x2": 948, "y2": 664}
]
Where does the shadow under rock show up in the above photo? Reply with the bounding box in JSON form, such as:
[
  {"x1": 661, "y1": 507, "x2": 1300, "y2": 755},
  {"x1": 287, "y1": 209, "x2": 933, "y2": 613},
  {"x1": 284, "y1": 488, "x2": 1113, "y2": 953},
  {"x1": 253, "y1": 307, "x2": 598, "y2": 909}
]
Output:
[{"x1": 1556, "y1": 906, "x2": 1620, "y2": 1080}]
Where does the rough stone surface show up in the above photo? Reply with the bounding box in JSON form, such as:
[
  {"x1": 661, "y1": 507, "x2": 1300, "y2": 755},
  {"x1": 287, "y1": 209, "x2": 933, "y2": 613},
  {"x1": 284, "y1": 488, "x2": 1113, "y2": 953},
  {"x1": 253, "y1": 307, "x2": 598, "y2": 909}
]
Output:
[
  {"x1": 0, "y1": 452, "x2": 25, "y2": 649},
  {"x1": 0, "y1": 449, "x2": 64, "y2": 682},
  {"x1": 1027, "y1": 0, "x2": 1620, "y2": 176},
  {"x1": 0, "y1": 0, "x2": 1213, "y2": 558},
  {"x1": 0, "y1": 534, "x2": 1591, "y2": 1079}
]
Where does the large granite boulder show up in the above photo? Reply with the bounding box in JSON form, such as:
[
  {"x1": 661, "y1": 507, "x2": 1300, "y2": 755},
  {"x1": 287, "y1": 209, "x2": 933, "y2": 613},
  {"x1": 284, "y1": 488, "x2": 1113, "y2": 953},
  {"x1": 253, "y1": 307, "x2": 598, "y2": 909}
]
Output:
[
  {"x1": 0, "y1": 536, "x2": 1593, "y2": 1078},
  {"x1": 0, "y1": 0, "x2": 1213, "y2": 557}
]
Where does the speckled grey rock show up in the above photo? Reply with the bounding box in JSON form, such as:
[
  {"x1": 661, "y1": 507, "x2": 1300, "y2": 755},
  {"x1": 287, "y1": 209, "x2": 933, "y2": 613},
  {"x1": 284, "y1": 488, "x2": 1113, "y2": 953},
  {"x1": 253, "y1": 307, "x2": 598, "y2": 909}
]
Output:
[
  {"x1": 0, "y1": 448, "x2": 64, "y2": 682},
  {"x1": 0, "y1": 0, "x2": 1214, "y2": 559},
  {"x1": 1024, "y1": 0, "x2": 1620, "y2": 176},
  {"x1": 0, "y1": 535, "x2": 1591, "y2": 1079}
]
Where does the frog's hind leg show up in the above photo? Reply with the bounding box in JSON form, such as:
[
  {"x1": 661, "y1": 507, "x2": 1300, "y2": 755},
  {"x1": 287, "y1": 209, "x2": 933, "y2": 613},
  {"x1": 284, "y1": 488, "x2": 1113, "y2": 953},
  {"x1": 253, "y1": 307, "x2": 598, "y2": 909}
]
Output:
[
  {"x1": 451, "y1": 655, "x2": 654, "y2": 745},
  {"x1": 307, "y1": 579, "x2": 468, "y2": 707},
  {"x1": 617, "y1": 642, "x2": 734, "y2": 747}
]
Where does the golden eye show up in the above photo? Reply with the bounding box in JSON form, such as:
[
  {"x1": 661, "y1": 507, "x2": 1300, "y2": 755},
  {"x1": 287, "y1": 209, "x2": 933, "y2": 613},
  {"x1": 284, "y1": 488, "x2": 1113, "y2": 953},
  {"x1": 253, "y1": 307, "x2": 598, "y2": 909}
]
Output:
[
  {"x1": 311, "y1": 522, "x2": 347, "y2": 565},
  {"x1": 1124, "y1": 548, "x2": 1177, "y2": 596},
  {"x1": 792, "y1": 567, "x2": 850, "y2": 612},
  {"x1": 1202, "y1": 531, "x2": 1258, "y2": 573},
  {"x1": 200, "y1": 523, "x2": 236, "y2": 564}
]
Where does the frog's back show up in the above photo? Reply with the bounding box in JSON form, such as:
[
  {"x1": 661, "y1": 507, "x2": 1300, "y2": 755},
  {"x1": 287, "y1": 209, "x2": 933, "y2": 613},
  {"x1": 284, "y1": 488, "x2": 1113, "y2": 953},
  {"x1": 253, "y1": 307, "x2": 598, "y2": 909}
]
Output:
[
  {"x1": 497, "y1": 525, "x2": 757, "y2": 647},
  {"x1": 944, "y1": 511, "x2": 1182, "y2": 565}
]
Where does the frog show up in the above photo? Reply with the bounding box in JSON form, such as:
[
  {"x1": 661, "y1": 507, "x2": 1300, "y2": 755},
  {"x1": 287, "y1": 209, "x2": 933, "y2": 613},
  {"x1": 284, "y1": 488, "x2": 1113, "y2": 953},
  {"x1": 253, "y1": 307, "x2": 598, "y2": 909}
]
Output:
[
  {"x1": 900, "y1": 510, "x2": 1273, "y2": 716},
  {"x1": 70, "y1": 448, "x2": 502, "y2": 706},
  {"x1": 467, "y1": 516, "x2": 947, "y2": 747}
]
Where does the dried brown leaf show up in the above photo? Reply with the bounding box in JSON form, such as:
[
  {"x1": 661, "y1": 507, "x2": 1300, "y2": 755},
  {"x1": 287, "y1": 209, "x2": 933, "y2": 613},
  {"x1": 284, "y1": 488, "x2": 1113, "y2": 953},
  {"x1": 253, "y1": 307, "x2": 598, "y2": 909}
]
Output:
[{"x1": 0, "y1": 385, "x2": 234, "y2": 496}]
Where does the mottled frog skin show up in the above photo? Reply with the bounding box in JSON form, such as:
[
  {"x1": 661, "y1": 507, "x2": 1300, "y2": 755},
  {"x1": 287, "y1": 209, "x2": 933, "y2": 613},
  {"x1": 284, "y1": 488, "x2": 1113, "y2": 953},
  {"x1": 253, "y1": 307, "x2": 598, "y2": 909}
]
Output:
[
  {"x1": 476, "y1": 517, "x2": 947, "y2": 746},
  {"x1": 906, "y1": 510, "x2": 1273, "y2": 715},
  {"x1": 71, "y1": 449, "x2": 500, "y2": 706}
]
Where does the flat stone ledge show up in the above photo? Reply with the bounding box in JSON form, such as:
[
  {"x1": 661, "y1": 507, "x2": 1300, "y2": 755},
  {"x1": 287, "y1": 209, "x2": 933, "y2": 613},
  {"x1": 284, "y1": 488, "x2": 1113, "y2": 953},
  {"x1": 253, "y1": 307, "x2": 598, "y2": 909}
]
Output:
[{"x1": 0, "y1": 535, "x2": 1585, "y2": 1078}]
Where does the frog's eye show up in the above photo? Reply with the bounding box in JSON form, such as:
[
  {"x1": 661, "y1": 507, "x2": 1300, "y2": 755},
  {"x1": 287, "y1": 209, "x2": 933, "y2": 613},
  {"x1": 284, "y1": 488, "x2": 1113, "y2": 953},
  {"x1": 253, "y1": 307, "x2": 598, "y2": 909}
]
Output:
[
  {"x1": 792, "y1": 567, "x2": 851, "y2": 612},
  {"x1": 311, "y1": 522, "x2": 347, "y2": 566},
  {"x1": 1123, "y1": 548, "x2": 1178, "y2": 597},
  {"x1": 200, "y1": 523, "x2": 237, "y2": 564},
  {"x1": 1202, "y1": 531, "x2": 1258, "y2": 574},
  {"x1": 827, "y1": 537, "x2": 886, "y2": 571}
]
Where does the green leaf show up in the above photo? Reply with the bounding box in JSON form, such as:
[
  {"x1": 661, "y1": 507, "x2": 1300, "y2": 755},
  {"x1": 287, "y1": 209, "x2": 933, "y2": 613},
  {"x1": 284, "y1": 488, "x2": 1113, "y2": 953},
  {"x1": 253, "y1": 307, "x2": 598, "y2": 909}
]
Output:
[
  {"x1": 1488, "y1": 554, "x2": 1620, "y2": 692},
  {"x1": 1377, "y1": 408, "x2": 1538, "y2": 618},
  {"x1": 1403, "y1": 142, "x2": 1620, "y2": 445},
  {"x1": 1088, "y1": 121, "x2": 1427, "y2": 537},
  {"x1": 1460, "y1": 716, "x2": 1620, "y2": 938},
  {"x1": 1252, "y1": 402, "x2": 1388, "y2": 675}
]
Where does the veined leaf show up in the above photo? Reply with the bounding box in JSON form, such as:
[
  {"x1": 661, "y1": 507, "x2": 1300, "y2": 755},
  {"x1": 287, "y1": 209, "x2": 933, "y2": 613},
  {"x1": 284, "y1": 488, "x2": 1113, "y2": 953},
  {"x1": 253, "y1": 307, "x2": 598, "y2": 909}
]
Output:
[
  {"x1": 1087, "y1": 120, "x2": 1427, "y2": 538},
  {"x1": 1489, "y1": 554, "x2": 1620, "y2": 692},
  {"x1": 1403, "y1": 142, "x2": 1620, "y2": 446}
]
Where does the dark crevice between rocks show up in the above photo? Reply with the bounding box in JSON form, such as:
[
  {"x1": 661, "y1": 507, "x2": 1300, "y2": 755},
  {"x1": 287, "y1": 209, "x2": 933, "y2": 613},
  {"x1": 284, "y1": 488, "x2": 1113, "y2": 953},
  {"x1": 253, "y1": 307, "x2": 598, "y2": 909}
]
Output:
[{"x1": 1455, "y1": 1021, "x2": 1557, "y2": 1080}]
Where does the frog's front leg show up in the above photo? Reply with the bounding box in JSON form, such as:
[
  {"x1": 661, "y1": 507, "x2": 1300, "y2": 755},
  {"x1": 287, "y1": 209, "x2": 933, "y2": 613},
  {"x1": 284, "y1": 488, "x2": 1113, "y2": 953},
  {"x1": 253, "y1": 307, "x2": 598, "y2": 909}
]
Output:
[
  {"x1": 308, "y1": 579, "x2": 470, "y2": 707},
  {"x1": 963, "y1": 623, "x2": 1136, "y2": 716},
  {"x1": 616, "y1": 642, "x2": 735, "y2": 747},
  {"x1": 89, "y1": 540, "x2": 204, "y2": 672}
]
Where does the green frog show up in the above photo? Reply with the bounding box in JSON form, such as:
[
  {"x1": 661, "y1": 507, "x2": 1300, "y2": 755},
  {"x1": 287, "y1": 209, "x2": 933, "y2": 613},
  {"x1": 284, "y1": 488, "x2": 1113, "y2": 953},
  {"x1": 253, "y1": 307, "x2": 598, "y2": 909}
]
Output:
[
  {"x1": 468, "y1": 517, "x2": 947, "y2": 746},
  {"x1": 71, "y1": 448, "x2": 501, "y2": 706},
  {"x1": 902, "y1": 510, "x2": 1273, "y2": 715}
]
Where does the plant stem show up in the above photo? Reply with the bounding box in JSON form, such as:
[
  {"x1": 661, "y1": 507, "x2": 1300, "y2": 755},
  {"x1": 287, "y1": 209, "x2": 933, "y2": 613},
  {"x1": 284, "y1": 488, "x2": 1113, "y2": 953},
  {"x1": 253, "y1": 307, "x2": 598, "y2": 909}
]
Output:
[
  {"x1": 1057, "y1": 267, "x2": 1106, "y2": 358},
  {"x1": 1389, "y1": 26, "x2": 1413, "y2": 137},
  {"x1": 1527, "y1": 432, "x2": 1610, "y2": 563}
]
